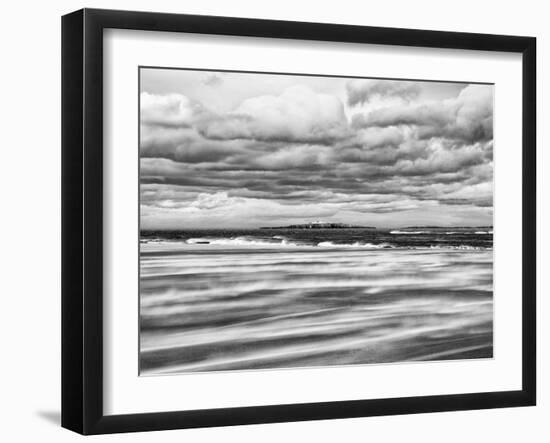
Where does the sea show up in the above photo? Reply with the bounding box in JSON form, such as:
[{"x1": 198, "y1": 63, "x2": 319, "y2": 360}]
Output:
[{"x1": 139, "y1": 227, "x2": 493, "y2": 375}]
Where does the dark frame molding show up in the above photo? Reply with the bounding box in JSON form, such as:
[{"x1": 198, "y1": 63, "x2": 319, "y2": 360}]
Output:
[{"x1": 61, "y1": 8, "x2": 536, "y2": 435}]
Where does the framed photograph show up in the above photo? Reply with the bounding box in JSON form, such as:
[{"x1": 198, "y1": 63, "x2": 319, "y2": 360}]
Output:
[{"x1": 61, "y1": 8, "x2": 536, "y2": 435}]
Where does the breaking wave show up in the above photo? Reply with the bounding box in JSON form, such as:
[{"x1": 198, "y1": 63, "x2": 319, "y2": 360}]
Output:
[
  {"x1": 317, "y1": 241, "x2": 394, "y2": 249},
  {"x1": 180, "y1": 237, "x2": 490, "y2": 251},
  {"x1": 141, "y1": 228, "x2": 493, "y2": 252},
  {"x1": 391, "y1": 230, "x2": 493, "y2": 235},
  {"x1": 186, "y1": 236, "x2": 299, "y2": 247},
  {"x1": 390, "y1": 230, "x2": 428, "y2": 235}
]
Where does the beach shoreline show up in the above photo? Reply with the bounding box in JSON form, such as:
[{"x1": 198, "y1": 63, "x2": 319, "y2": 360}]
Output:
[{"x1": 139, "y1": 234, "x2": 493, "y2": 375}]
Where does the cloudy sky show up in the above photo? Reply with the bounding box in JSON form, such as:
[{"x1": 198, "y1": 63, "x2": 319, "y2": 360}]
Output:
[{"x1": 140, "y1": 68, "x2": 493, "y2": 229}]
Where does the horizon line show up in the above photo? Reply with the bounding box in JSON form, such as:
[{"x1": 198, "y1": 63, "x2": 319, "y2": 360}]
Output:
[{"x1": 140, "y1": 225, "x2": 494, "y2": 231}]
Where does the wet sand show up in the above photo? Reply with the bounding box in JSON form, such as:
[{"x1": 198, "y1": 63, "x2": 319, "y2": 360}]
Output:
[{"x1": 140, "y1": 243, "x2": 493, "y2": 374}]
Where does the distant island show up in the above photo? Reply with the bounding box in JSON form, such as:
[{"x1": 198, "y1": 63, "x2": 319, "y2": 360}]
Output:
[{"x1": 260, "y1": 222, "x2": 376, "y2": 230}]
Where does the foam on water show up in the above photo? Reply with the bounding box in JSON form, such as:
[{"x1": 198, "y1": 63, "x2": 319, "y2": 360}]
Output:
[
  {"x1": 389, "y1": 230, "x2": 428, "y2": 235},
  {"x1": 186, "y1": 236, "x2": 299, "y2": 247},
  {"x1": 317, "y1": 241, "x2": 394, "y2": 248},
  {"x1": 139, "y1": 237, "x2": 493, "y2": 375}
]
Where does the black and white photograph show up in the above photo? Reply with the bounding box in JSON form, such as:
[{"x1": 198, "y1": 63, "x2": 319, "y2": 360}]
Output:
[
  {"x1": 1, "y1": 0, "x2": 545, "y2": 439},
  {"x1": 139, "y1": 68, "x2": 494, "y2": 375}
]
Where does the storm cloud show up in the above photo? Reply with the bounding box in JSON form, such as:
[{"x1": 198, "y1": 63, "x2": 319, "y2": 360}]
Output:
[
  {"x1": 140, "y1": 69, "x2": 493, "y2": 229},
  {"x1": 196, "y1": 85, "x2": 350, "y2": 144},
  {"x1": 352, "y1": 84, "x2": 493, "y2": 143},
  {"x1": 347, "y1": 79, "x2": 421, "y2": 106}
]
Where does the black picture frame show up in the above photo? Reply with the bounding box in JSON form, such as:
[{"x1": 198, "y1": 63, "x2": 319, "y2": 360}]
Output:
[{"x1": 61, "y1": 8, "x2": 536, "y2": 435}]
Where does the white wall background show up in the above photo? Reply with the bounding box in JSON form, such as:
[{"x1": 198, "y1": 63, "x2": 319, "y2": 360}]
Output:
[{"x1": 0, "y1": 0, "x2": 546, "y2": 441}]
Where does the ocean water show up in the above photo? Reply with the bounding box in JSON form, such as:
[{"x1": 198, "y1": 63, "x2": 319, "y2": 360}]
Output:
[{"x1": 139, "y1": 228, "x2": 493, "y2": 375}]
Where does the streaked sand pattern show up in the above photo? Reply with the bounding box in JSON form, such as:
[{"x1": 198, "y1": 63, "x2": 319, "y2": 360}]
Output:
[{"x1": 139, "y1": 242, "x2": 493, "y2": 375}]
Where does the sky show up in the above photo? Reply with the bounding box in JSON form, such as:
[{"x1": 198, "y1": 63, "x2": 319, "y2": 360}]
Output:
[{"x1": 139, "y1": 68, "x2": 493, "y2": 229}]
